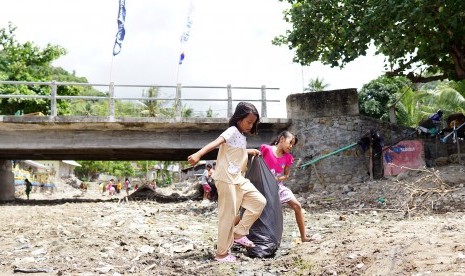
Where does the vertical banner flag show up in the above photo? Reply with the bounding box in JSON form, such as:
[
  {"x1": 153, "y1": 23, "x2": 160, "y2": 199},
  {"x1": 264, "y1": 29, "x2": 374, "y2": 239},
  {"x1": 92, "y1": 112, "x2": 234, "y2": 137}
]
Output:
[
  {"x1": 179, "y1": 2, "x2": 195, "y2": 64},
  {"x1": 113, "y1": 0, "x2": 126, "y2": 56}
]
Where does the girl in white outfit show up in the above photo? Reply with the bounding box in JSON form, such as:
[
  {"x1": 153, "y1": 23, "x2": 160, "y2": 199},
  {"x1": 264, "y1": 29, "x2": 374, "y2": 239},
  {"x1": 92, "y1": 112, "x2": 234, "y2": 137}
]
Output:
[{"x1": 188, "y1": 102, "x2": 266, "y2": 263}]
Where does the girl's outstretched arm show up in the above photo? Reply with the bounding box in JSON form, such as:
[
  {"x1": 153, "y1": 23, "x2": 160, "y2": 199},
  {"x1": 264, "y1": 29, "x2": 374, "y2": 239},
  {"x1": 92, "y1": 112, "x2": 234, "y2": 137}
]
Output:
[
  {"x1": 187, "y1": 136, "x2": 225, "y2": 166},
  {"x1": 247, "y1": 148, "x2": 260, "y2": 156}
]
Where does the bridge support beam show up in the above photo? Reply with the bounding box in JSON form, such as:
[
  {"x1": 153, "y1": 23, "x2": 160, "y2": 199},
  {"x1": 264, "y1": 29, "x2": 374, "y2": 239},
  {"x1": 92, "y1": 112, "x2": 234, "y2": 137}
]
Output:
[{"x1": 0, "y1": 160, "x2": 15, "y2": 201}]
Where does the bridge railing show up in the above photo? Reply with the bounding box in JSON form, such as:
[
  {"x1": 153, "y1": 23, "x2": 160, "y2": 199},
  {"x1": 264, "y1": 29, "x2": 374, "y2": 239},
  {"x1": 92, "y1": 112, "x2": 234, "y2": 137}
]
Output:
[{"x1": 0, "y1": 81, "x2": 280, "y2": 118}]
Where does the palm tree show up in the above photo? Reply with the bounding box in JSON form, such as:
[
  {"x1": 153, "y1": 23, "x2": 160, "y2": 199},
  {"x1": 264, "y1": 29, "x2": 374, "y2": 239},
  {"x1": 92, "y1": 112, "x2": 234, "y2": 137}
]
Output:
[
  {"x1": 396, "y1": 80, "x2": 465, "y2": 128},
  {"x1": 304, "y1": 77, "x2": 329, "y2": 92},
  {"x1": 141, "y1": 87, "x2": 163, "y2": 117}
]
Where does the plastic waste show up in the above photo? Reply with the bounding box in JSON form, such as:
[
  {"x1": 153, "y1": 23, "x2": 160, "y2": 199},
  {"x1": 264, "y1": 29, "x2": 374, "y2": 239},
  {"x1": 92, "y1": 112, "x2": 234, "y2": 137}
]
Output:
[{"x1": 245, "y1": 156, "x2": 283, "y2": 258}]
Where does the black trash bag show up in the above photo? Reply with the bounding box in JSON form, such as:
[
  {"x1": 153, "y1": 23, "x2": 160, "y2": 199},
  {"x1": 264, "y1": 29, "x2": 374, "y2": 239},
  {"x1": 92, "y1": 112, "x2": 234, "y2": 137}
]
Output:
[{"x1": 244, "y1": 156, "x2": 283, "y2": 258}]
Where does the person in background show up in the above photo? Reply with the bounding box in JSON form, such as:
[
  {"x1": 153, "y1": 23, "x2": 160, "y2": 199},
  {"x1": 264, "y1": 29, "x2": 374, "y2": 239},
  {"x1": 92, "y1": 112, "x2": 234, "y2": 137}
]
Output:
[
  {"x1": 116, "y1": 179, "x2": 122, "y2": 194},
  {"x1": 25, "y1": 178, "x2": 32, "y2": 200},
  {"x1": 187, "y1": 102, "x2": 266, "y2": 263},
  {"x1": 200, "y1": 164, "x2": 213, "y2": 205},
  {"x1": 107, "y1": 179, "x2": 116, "y2": 196},
  {"x1": 149, "y1": 179, "x2": 157, "y2": 190},
  {"x1": 124, "y1": 178, "x2": 131, "y2": 196},
  {"x1": 208, "y1": 161, "x2": 218, "y2": 201},
  {"x1": 260, "y1": 130, "x2": 318, "y2": 243},
  {"x1": 99, "y1": 182, "x2": 105, "y2": 194}
]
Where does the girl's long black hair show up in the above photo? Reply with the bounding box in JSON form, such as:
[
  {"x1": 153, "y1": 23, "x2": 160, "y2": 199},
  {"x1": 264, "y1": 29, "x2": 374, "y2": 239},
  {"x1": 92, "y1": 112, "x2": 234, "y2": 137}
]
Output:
[
  {"x1": 229, "y1": 102, "x2": 260, "y2": 134},
  {"x1": 270, "y1": 130, "x2": 298, "y2": 146}
]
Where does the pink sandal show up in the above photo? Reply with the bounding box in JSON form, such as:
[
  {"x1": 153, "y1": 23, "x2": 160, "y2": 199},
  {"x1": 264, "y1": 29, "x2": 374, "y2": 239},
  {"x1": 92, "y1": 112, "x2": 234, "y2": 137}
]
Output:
[
  {"x1": 215, "y1": 254, "x2": 236, "y2": 263},
  {"x1": 234, "y1": 236, "x2": 255, "y2": 248}
]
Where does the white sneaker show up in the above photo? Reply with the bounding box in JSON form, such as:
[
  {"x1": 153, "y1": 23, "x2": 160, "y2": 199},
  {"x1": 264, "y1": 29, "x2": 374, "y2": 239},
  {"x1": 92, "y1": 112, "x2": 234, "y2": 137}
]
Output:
[{"x1": 201, "y1": 199, "x2": 210, "y2": 206}]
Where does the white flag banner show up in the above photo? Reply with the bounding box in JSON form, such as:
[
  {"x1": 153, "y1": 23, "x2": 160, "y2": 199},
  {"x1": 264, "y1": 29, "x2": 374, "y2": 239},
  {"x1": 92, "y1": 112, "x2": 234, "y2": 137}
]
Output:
[{"x1": 179, "y1": 1, "x2": 195, "y2": 65}]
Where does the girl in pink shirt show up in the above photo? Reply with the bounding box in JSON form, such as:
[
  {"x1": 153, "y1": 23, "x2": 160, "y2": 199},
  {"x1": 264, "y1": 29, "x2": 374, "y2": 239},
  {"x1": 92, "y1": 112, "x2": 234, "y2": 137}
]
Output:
[{"x1": 260, "y1": 131, "x2": 313, "y2": 242}]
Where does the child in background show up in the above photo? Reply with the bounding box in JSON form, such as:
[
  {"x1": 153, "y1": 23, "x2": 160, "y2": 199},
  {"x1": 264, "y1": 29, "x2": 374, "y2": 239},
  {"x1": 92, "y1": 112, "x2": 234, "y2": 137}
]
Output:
[
  {"x1": 188, "y1": 102, "x2": 266, "y2": 263},
  {"x1": 25, "y1": 178, "x2": 32, "y2": 200},
  {"x1": 260, "y1": 130, "x2": 315, "y2": 242},
  {"x1": 116, "y1": 180, "x2": 122, "y2": 194},
  {"x1": 124, "y1": 178, "x2": 131, "y2": 196},
  {"x1": 200, "y1": 164, "x2": 213, "y2": 205}
]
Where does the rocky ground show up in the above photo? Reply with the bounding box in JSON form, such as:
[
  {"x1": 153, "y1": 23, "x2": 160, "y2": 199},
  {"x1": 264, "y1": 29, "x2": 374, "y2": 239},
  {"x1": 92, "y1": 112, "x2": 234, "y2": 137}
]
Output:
[{"x1": 1, "y1": 164, "x2": 465, "y2": 275}]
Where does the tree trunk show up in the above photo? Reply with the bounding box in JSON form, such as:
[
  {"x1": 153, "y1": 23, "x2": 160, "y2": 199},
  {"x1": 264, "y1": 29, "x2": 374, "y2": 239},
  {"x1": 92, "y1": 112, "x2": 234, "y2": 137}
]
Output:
[{"x1": 450, "y1": 44, "x2": 465, "y2": 80}]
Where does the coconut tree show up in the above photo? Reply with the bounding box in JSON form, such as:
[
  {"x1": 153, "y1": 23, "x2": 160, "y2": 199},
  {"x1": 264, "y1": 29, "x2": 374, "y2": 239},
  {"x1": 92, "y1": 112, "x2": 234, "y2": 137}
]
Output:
[{"x1": 304, "y1": 77, "x2": 329, "y2": 92}]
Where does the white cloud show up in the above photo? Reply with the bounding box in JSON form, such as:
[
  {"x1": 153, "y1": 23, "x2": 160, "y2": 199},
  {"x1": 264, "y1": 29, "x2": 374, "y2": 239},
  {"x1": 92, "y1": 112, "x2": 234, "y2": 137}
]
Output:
[{"x1": 0, "y1": 0, "x2": 385, "y2": 118}]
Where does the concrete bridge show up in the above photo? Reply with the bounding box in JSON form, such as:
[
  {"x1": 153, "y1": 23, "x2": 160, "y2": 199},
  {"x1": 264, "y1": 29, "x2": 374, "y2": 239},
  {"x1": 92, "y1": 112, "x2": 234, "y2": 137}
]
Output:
[
  {"x1": 0, "y1": 116, "x2": 291, "y2": 161},
  {"x1": 0, "y1": 80, "x2": 291, "y2": 200}
]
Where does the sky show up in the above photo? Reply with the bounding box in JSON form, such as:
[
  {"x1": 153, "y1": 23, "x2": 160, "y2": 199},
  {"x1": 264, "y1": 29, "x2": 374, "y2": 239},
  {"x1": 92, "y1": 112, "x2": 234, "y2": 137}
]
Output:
[{"x1": 0, "y1": 0, "x2": 386, "y2": 118}]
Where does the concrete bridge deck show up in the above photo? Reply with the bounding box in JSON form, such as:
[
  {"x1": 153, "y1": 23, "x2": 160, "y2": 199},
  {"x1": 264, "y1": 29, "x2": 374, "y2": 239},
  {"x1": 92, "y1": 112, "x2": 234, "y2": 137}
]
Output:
[{"x1": 0, "y1": 116, "x2": 291, "y2": 161}]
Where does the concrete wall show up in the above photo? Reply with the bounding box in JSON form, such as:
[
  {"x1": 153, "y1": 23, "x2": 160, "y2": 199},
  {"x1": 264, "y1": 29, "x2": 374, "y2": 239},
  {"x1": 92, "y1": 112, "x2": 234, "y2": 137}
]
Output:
[
  {"x1": 286, "y1": 90, "x2": 449, "y2": 193},
  {"x1": 287, "y1": 89, "x2": 359, "y2": 118}
]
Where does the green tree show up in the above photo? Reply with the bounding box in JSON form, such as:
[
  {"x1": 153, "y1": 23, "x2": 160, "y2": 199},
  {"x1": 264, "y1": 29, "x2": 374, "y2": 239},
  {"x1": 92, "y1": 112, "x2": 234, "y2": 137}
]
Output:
[
  {"x1": 359, "y1": 76, "x2": 413, "y2": 122},
  {"x1": 74, "y1": 161, "x2": 108, "y2": 181},
  {"x1": 428, "y1": 81, "x2": 465, "y2": 113},
  {"x1": 304, "y1": 77, "x2": 329, "y2": 92},
  {"x1": 0, "y1": 24, "x2": 98, "y2": 115},
  {"x1": 135, "y1": 160, "x2": 158, "y2": 179},
  {"x1": 109, "y1": 161, "x2": 134, "y2": 179},
  {"x1": 412, "y1": 80, "x2": 465, "y2": 122},
  {"x1": 75, "y1": 161, "x2": 135, "y2": 180},
  {"x1": 141, "y1": 87, "x2": 162, "y2": 117},
  {"x1": 394, "y1": 87, "x2": 429, "y2": 127},
  {"x1": 206, "y1": 107, "x2": 214, "y2": 117},
  {"x1": 273, "y1": 0, "x2": 465, "y2": 82}
]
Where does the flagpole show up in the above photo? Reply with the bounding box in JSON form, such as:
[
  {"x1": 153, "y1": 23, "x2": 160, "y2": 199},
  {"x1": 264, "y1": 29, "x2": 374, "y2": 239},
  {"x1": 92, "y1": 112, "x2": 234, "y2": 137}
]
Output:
[
  {"x1": 176, "y1": 62, "x2": 181, "y2": 84},
  {"x1": 177, "y1": 1, "x2": 194, "y2": 84},
  {"x1": 109, "y1": 55, "x2": 115, "y2": 83}
]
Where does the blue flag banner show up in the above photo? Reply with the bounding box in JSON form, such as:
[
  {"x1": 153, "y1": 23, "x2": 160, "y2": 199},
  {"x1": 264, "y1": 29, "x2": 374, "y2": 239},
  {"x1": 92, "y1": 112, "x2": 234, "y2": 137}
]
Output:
[
  {"x1": 113, "y1": 0, "x2": 126, "y2": 56},
  {"x1": 179, "y1": 52, "x2": 185, "y2": 65},
  {"x1": 178, "y1": 2, "x2": 194, "y2": 64}
]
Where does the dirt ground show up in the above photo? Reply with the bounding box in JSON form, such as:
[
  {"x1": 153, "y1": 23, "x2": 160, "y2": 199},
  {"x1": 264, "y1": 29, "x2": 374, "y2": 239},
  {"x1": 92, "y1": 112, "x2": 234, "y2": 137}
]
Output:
[{"x1": 1, "y1": 164, "x2": 465, "y2": 275}]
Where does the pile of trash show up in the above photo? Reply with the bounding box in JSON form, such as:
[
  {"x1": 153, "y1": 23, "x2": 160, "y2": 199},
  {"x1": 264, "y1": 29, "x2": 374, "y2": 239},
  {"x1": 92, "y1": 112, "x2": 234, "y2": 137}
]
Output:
[
  {"x1": 299, "y1": 163, "x2": 465, "y2": 216},
  {"x1": 61, "y1": 175, "x2": 82, "y2": 189},
  {"x1": 128, "y1": 182, "x2": 203, "y2": 203}
]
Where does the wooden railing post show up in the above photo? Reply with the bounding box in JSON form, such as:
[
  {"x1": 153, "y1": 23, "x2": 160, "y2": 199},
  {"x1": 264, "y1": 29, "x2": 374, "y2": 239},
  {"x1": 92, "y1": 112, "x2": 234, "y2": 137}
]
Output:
[
  {"x1": 109, "y1": 82, "x2": 115, "y2": 120},
  {"x1": 227, "y1": 84, "x2": 232, "y2": 117},
  {"x1": 50, "y1": 80, "x2": 57, "y2": 117},
  {"x1": 176, "y1": 83, "x2": 182, "y2": 118},
  {"x1": 261, "y1": 85, "x2": 267, "y2": 118}
]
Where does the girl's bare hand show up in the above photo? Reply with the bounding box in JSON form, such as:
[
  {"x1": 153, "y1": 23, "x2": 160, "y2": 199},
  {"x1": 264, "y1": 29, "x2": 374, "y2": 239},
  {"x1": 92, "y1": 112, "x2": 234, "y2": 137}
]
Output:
[
  {"x1": 187, "y1": 154, "x2": 200, "y2": 166},
  {"x1": 248, "y1": 149, "x2": 260, "y2": 156}
]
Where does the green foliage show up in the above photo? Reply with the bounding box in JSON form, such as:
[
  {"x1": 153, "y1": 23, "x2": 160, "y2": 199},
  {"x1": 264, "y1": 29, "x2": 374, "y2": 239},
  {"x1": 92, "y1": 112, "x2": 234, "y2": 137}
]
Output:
[
  {"x1": 359, "y1": 76, "x2": 413, "y2": 121},
  {"x1": 274, "y1": 0, "x2": 465, "y2": 82},
  {"x1": 75, "y1": 161, "x2": 135, "y2": 180},
  {"x1": 415, "y1": 80, "x2": 465, "y2": 119},
  {"x1": 0, "y1": 24, "x2": 66, "y2": 82},
  {"x1": 304, "y1": 77, "x2": 329, "y2": 92},
  {"x1": 206, "y1": 107, "x2": 213, "y2": 117},
  {"x1": 0, "y1": 23, "x2": 103, "y2": 115},
  {"x1": 141, "y1": 87, "x2": 163, "y2": 117},
  {"x1": 395, "y1": 88, "x2": 429, "y2": 127},
  {"x1": 109, "y1": 161, "x2": 135, "y2": 178},
  {"x1": 382, "y1": 80, "x2": 465, "y2": 128},
  {"x1": 74, "y1": 161, "x2": 107, "y2": 180}
]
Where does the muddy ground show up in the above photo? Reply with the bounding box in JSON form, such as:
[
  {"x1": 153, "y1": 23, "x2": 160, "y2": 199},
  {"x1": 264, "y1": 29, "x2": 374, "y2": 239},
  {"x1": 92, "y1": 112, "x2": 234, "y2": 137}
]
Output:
[{"x1": 1, "y1": 164, "x2": 465, "y2": 275}]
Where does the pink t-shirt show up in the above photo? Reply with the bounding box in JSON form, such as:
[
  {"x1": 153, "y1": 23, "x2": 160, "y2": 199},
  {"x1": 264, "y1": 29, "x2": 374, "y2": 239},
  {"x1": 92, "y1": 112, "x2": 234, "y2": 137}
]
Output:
[{"x1": 260, "y1": 144, "x2": 294, "y2": 176}]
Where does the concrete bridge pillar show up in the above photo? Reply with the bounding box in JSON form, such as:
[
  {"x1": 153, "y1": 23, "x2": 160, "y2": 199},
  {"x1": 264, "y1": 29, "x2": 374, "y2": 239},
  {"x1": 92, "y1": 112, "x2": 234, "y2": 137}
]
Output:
[{"x1": 0, "y1": 160, "x2": 15, "y2": 201}]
